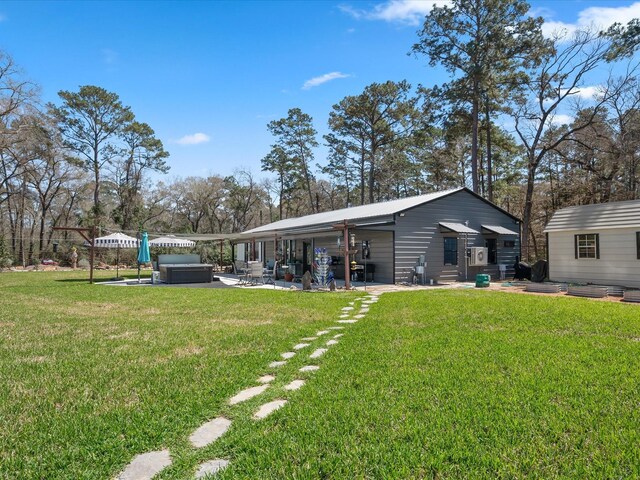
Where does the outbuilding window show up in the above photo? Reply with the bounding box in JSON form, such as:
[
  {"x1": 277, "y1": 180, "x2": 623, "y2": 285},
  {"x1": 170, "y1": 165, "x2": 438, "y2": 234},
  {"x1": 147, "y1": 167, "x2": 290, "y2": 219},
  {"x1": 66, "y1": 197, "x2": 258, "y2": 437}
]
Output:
[
  {"x1": 574, "y1": 234, "x2": 599, "y2": 259},
  {"x1": 637, "y1": 232, "x2": 640, "y2": 260},
  {"x1": 444, "y1": 237, "x2": 458, "y2": 265}
]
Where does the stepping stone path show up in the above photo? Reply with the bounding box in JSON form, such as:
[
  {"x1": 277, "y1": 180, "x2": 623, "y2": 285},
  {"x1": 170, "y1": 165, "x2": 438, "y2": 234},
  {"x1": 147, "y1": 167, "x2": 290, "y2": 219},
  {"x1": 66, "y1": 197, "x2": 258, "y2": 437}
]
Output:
[
  {"x1": 189, "y1": 417, "x2": 232, "y2": 448},
  {"x1": 117, "y1": 450, "x2": 171, "y2": 480},
  {"x1": 254, "y1": 399, "x2": 287, "y2": 420},
  {"x1": 299, "y1": 365, "x2": 320, "y2": 372},
  {"x1": 195, "y1": 459, "x2": 229, "y2": 478},
  {"x1": 310, "y1": 348, "x2": 328, "y2": 359},
  {"x1": 229, "y1": 384, "x2": 268, "y2": 405},
  {"x1": 115, "y1": 294, "x2": 379, "y2": 479},
  {"x1": 284, "y1": 379, "x2": 305, "y2": 391}
]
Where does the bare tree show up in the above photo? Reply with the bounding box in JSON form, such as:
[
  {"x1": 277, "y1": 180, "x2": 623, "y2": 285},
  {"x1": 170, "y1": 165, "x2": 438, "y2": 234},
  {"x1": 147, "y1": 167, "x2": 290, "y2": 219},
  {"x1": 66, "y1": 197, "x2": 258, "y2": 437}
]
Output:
[{"x1": 512, "y1": 28, "x2": 638, "y2": 259}]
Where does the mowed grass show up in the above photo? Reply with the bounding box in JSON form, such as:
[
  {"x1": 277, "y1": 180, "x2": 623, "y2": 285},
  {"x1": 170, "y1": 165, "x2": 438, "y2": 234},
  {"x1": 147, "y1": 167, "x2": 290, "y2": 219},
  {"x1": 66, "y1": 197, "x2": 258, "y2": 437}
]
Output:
[
  {"x1": 0, "y1": 271, "x2": 357, "y2": 479},
  {"x1": 211, "y1": 290, "x2": 640, "y2": 479},
  {"x1": 2, "y1": 272, "x2": 640, "y2": 479}
]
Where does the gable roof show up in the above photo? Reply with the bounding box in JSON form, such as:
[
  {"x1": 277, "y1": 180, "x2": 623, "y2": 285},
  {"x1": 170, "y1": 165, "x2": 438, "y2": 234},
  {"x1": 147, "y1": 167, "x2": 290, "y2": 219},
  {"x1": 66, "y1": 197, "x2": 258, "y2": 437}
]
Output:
[
  {"x1": 544, "y1": 199, "x2": 640, "y2": 232},
  {"x1": 244, "y1": 187, "x2": 519, "y2": 237}
]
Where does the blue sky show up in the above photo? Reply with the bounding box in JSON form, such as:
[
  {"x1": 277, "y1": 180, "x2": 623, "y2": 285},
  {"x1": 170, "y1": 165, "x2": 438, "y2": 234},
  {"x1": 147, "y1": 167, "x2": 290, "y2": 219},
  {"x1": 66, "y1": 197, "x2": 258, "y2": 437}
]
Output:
[{"x1": 1, "y1": 0, "x2": 639, "y2": 182}]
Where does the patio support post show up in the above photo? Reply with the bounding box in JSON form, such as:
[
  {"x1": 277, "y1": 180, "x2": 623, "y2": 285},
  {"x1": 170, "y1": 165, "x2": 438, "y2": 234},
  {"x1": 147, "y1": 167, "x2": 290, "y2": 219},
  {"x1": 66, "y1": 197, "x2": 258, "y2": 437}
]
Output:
[
  {"x1": 90, "y1": 226, "x2": 95, "y2": 284},
  {"x1": 343, "y1": 221, "x2": 351, "y2": 290},
  {"x1": 219, "y1": 240, "x2": 224, "y2": 272}
]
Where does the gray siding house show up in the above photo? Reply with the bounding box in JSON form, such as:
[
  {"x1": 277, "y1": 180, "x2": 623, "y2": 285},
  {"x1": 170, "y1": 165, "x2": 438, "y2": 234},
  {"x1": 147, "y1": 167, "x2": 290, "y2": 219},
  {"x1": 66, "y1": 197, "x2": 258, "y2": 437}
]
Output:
[
  {"x1": 235, "y1": 188, "x2": 520, "y2": 283},
  {"x1": 545, "y1": 200, "x2": 640, "y2": 288},
  {"x1": 236, "y1": 187, "x2": 521, "y2": 284}
]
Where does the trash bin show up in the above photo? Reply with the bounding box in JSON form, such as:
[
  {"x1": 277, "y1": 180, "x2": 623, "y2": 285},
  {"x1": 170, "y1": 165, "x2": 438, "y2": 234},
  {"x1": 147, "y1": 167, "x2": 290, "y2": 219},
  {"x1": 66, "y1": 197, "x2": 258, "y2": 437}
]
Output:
[
  {"x1": 475, "y1": 273, "x2": 490, "y2": 288},
  {"x1": 151, "y1": 271, "x2": 160, "y2": 284}
]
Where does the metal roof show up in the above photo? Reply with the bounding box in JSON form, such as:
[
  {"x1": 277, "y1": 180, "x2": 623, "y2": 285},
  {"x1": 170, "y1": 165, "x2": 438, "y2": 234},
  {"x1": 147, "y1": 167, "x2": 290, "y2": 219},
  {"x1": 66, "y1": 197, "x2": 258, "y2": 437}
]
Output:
[
  {"x1": 439, "y1": 222, "x2": 479, "y2": 234},
  {"x1": 244, "y1": 188, "x2": 465, "y2": 236},
  {"x1": 544, "y1": 199, "x2": 640, "y2": 232},
  {"x1": 482, "y1": 225, "x2": 519, "y2": 235}
]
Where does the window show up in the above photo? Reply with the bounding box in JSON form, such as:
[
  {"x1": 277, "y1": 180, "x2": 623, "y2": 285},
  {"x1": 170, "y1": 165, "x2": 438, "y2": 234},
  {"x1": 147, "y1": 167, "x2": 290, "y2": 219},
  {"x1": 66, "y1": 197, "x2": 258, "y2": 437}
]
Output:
[
  {"x1": 485, "y1": 238, "x2": 497, "y2": 264},
  {"x1": 503, "y1": 240, "x2": 515, "y2": 248},
  {"x1": 444, "y1": 237, "x2": 458, "y2": 265},
  {"x1": 637, "y1": 232, "x2": 640, "y2": 260},
  {"x1": 574, "y1": 234, "x2": 599, "y2": 259}
]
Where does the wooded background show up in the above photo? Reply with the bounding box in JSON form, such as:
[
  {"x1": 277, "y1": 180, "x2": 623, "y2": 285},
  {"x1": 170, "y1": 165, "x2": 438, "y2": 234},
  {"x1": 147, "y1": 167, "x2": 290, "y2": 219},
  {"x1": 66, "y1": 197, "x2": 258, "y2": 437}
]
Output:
[{"x1": 1, "y1": 0, "x2": 638, "y2": 268}]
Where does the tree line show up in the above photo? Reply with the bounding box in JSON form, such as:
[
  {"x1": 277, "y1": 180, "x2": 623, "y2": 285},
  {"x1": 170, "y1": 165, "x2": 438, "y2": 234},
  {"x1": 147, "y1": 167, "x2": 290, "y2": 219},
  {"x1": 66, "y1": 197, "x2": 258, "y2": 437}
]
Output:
[{"x1": 1, "y1": 0, "x2": 638, "y2": 268}]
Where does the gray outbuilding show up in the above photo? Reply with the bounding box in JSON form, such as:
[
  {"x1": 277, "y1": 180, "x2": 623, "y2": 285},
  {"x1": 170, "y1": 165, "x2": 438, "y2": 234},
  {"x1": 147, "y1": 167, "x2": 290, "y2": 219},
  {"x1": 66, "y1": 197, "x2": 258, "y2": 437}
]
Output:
[
  {"x1": 544, "y1": 199, "x2": 640, "y2": 288},
  {"x1": 235, "y1": 187, "x2": 521, "y2": 285}
]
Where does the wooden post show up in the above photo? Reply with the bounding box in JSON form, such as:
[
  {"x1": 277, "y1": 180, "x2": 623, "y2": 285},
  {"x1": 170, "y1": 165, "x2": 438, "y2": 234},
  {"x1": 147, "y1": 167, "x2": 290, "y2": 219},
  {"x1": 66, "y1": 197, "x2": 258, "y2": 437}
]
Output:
[
  {"x1": 343, "y1": 221, "x2": 350, "y2": 290},
  {"x1": 52, "y1": 226, "x2": 96, "y2": 284},
  {"x1": 219, "y1": 240, "x2": 224, "y2": 272},
  {"x1": 89, "y1": 226, "x2": 96, "y2": 284}
]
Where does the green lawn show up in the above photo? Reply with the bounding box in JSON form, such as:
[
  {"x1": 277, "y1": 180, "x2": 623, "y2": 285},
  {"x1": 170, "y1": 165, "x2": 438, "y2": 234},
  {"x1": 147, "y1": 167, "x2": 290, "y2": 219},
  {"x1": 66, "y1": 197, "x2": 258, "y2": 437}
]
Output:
[{"x1": 1, "y1": 272, "x2": 639, "y2": 479}]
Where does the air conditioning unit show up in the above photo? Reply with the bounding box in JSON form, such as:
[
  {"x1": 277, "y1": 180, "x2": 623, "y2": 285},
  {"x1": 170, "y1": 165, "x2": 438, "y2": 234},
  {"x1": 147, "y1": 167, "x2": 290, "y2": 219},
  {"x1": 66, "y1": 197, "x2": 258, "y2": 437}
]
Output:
[{"x1": 468, "y1": 247, "x2": 488, "y2": 266}]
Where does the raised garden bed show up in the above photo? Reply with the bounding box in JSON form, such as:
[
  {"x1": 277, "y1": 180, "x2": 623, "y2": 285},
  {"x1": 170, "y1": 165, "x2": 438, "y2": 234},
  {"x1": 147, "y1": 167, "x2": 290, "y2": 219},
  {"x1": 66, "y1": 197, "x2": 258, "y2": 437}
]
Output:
[
  {"x1": 623, "y1": 290, "x2": 640, "y2": 303},
  {"x1": 567, "y1": 285, "x2": 608, "y2": 298},
  {"x1": 525, "y1": 283, "x2": 561, "y2": 294}
]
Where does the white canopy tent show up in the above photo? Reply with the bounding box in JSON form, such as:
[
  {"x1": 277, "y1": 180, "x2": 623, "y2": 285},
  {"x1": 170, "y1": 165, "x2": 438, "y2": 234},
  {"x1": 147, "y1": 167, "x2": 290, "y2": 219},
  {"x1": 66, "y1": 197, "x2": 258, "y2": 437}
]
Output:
[{"x1": 149, "y1": 235, "x2": 196, "y2": 248}]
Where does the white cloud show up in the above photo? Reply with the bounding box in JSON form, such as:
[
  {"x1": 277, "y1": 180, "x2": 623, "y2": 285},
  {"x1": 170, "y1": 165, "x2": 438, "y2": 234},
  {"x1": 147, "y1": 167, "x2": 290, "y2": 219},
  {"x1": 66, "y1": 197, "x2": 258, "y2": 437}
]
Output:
[
  {"x1": 560, "y1": 85, "x2": 601, "y2": 100},
  {"x1": 550, "y1": 114, "x2": 574, "y2": 126},
  {"x1": 176, "y1": 133, "x2": 210, "y2": 145},
  {"x1": 340, "y1": 0, "x2": 451, "y2": 25},
  {"x1": 302, "y1": 71, "x2": 350, "y2": 90},
  {"x1": 101, "y1": 48, "x2": 118, "y2": 65},
  {"x1": 542, "y1": 2, "x2": 640, "y2": 38}
]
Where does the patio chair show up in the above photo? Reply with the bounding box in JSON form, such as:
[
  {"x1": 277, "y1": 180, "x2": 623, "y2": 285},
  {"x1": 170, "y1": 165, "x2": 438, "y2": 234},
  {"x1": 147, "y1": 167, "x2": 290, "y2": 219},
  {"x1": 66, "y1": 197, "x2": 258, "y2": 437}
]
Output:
[
  {"x1": 263, "y1": 260, "x2": 277, "y2": 285},
  {"x1": 246, "y1": 261, "x2": 264, "y2": 285},
  {"x1": 234, "y1": 260, "x2": 249, "y2": 284}
]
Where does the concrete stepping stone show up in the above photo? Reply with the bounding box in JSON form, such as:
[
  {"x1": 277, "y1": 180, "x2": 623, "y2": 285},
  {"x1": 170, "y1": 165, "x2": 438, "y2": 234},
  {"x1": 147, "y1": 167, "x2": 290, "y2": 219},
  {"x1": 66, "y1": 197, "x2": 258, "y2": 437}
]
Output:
[
  {"x1": 353, "y1": 314, "x2": 365, "y2": 319},
  {"x1": 333, "y1": 333, "x2": 344, "y2": 338},
  {"x1": 253, "y1": 399, "x2": 287, "y2": 420},
  {"x1": 189, "y1": 417, "x2": 232, "y2": 448},
  {"x1": 293, "y1": 343, "x2": 310, "y2": 350},
  {"x1": 302, "y1": 336, "x2": 318, "y2": 341},
  {"x1": 310, "y1": 348, "x2": 328, "y2": 359},
  {"x1": 348, "y1": 301, "x2": 354, "y2": 305},
  {"x1": 299, "y1": 365, "x2": 320, "y2": 372},
  {"x1": 284, "y1": 379, "x2": 305, "y2": 391},
  {"x1": 316, "y1": 330, "x2": 329, "y2": 336},
  {"x1": 341, "y1": 306, "x2": 354, "y2": 311},
  {"x1": 269, "y1": 360, "x2": 287, "y2": 368},
  {"x1": 195, "y1": 459, "x2": 229, "y2": 478},
  {"x1": 339, "y1": 314, "x2": 350, "y2": 318},
  {"x1": 328, "y1": 326, "x2": 344, "y2": 330},
  {"x1": 281, "y1": 351, "x2": 296, "y2": 359},
  {"x1": 338, "y1": 319, "x2": 358, "y2": 324},
  {"x1": 117, "y1": 450, "x2": 171, "y2": 480},
  {"x1": 228, "y1": 384, "x2": 268, "y2": 405},
  {"x1": 257, "y1": 375, "x2": 275, "y2": 384},
  {"x1": 326, "y1": 339, "x2": 339, "y2": 346}
]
